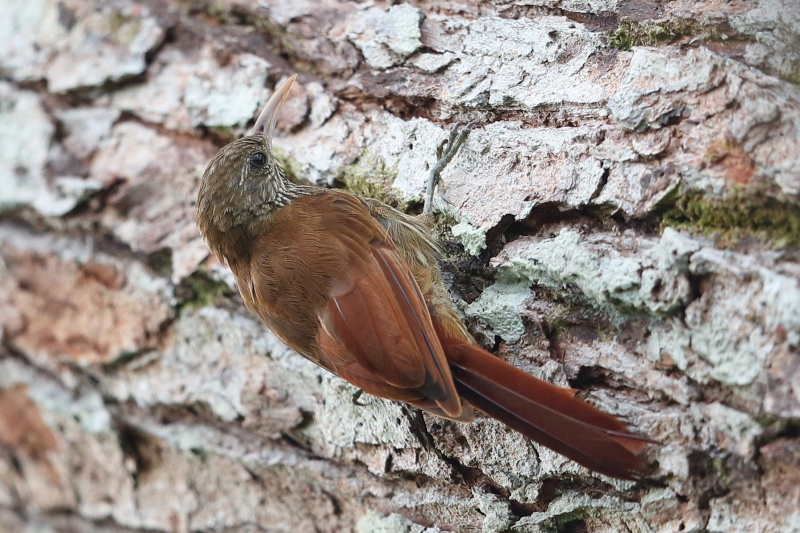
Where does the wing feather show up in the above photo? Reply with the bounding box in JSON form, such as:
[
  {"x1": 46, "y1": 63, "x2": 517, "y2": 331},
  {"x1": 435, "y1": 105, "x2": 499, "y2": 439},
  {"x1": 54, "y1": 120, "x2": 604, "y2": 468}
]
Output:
[
  {"x1": 248, "y1": 191, "x2": 462, "y2": 417},
  {"x1": 371, "y1": 247, "x2": 457, "y2": 408},
  {"x1": 324, "y1": 269, "x2": 424, "y2": 389}
]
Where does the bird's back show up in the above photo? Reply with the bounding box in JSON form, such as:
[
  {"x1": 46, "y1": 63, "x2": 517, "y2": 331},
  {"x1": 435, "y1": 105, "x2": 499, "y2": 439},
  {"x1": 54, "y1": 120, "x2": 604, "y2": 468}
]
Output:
[{"x1": 230, "y1": 189, "x2": 466, "y2": 418}]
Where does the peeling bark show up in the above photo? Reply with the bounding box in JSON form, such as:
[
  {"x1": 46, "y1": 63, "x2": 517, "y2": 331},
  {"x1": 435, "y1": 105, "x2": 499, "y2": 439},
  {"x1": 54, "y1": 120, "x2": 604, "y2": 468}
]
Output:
[{"x1": 1, "y1": 1, "x2": 799, "y2": 532}]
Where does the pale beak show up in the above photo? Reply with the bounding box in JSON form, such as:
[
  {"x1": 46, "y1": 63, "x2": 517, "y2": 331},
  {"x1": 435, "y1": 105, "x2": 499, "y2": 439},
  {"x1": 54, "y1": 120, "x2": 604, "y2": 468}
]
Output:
[{"x1": 250, "y1": 74, "x2": 297, "y2": 140}]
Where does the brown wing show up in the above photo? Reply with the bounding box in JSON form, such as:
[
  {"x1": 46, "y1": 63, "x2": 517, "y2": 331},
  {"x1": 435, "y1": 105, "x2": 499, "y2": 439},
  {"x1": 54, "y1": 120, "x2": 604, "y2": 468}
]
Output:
[{"x1": 243, "y1": 191, "x2": 464, "y2": 418}]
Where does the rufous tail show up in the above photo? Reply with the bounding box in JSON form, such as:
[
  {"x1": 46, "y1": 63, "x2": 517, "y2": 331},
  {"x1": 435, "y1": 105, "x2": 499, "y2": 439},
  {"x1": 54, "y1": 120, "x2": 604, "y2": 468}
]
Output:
[{"x1": 443, "y1": 341, "x2": 652, "y2": 479}]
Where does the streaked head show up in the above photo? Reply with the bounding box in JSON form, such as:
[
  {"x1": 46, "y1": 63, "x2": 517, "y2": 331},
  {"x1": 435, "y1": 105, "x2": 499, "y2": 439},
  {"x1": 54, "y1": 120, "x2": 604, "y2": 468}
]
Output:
[
  {"x1": 196, "y1": 75, "x2": 299, "y2": 263},
  {"x1": 197, "y1": 75, "x2": 297, "y2": 234}
]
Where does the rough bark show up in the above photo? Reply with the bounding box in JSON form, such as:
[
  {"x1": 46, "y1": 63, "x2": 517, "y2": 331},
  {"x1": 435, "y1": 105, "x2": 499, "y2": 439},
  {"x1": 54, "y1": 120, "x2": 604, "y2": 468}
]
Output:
[{"x1": 1, "y1": 1, "x2": 799, "y2": 532}]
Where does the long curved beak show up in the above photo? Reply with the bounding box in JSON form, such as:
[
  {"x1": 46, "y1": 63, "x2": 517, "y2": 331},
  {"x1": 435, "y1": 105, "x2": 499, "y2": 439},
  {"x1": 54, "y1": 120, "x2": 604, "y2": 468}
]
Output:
[{"x1": 250, "y1": 74, "x2": 297, "y2": 140}]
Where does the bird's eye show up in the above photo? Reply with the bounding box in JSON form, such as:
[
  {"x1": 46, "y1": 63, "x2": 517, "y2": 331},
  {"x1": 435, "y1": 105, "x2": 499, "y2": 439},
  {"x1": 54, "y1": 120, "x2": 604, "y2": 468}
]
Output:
[{"x1": 249, "y1": 152, "x2": 267, "y2": 168}]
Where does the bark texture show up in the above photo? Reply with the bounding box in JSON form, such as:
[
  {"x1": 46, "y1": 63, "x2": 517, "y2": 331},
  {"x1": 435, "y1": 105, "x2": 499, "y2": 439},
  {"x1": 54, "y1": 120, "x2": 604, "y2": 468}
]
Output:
[{"x1": 2, "y1": 1, "x2": 800, "y2": 532}]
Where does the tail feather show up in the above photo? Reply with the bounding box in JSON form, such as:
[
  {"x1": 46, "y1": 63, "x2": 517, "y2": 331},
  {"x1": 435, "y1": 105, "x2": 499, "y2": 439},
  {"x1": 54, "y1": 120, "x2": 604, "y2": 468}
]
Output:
[{"x1": 445, "y1": 342, "x2": 651, "y2": 479}]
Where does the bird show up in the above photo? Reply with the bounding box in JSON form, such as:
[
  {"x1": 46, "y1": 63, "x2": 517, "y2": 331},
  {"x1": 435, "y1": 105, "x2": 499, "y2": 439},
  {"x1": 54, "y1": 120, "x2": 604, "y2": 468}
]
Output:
[{"x1": 195, "y1": 75, "x2": 653, "y2": 479}]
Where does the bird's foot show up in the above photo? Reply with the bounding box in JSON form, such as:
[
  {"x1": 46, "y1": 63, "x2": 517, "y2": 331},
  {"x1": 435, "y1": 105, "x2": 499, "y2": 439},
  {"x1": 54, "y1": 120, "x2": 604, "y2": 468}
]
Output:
[
  {"x1": 422, "y1": 121, "x2": 477, "y2": 217},
  {"x1": 351, "y1": 389, "x2": 369, "y2": 406}
]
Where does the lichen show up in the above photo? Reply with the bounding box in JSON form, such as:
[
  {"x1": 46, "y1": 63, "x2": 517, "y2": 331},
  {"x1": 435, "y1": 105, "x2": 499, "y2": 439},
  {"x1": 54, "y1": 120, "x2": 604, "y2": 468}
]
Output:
[
  {"x1": 608, "y1": 18, "x2": 719, "y2": 51},
  {"x1": 658, "y1": 188, "x2": 800, "y2": 247},
  {"x1": 515, "y1": 493, "x2": 636, "y2": 532},
  {"x1": 464, "y1": 280, "x2": 530, "y2": 343},
  {"x1": 451, "y1": 220, "x2": 487, "y2": 256},
  {"x1": 493, "y1": 229, "x2": 694, "y2": 319}
]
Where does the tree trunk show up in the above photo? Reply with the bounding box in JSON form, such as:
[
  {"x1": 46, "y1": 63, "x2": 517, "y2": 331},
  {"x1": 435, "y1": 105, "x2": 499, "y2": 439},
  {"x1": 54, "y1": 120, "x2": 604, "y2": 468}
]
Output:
[{"x1": 1, "y1": 1, "x2": 799, "y2": 532}]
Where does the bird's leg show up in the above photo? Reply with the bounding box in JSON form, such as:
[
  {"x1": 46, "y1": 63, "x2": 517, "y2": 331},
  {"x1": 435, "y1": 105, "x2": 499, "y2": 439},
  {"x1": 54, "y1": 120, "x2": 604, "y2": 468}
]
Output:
[
  {"x1": 422, "y1": 121, "x2": 477, "y2": 217},
  {"x1": 351, "y1": 388, "x2": 369, "y2": 406}
]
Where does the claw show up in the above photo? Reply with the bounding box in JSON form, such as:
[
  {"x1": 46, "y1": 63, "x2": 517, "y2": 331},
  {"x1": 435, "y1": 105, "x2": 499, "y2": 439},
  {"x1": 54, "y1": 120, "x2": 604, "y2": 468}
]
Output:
[
  {"x1": 422, "y1": 121, "x2": 477, "y2": 216},
  {"x1": 352, "y1": 389, "x2": 369, "y2": 406}
]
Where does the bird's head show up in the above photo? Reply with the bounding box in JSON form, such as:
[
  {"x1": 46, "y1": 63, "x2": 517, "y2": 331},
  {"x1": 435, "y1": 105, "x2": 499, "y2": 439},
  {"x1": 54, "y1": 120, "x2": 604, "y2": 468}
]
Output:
[{"x1": 196, "y1": 75, "x2": 298, "y2": 249}]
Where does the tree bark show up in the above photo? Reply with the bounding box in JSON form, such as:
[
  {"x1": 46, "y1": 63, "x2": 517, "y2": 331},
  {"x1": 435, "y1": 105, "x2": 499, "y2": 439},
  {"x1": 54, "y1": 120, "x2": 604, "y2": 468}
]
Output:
[{"x1": 1, "y1": 1, "x2": 799, "y2": 532}]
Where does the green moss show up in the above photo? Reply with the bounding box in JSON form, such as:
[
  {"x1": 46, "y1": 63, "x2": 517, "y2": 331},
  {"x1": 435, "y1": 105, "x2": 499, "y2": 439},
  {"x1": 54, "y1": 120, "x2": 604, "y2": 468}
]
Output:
[
  {"x1": 175, "y1": 271, "x2": 235, "y2": 310},
  {"x1": 189, "y1": 446, "x2": 209, "y2": 461},
  {"x1": 711, "y1": 455, "x2": 731, "y2": 483},
  {"x1": 780, "y1": 67, "x2": 800, "y2": 87},
  {"x1": 206, "y1": 1, "x2": 232, "y2": 22},
  {"x1": 754, "y1": 416, "x2": 789, "y2": 439},
  {"x1": 146, "y1": 248, "x2": 173, "y2": 278},
  {"x1": 105, "y1": 13, "x2": 143, "y2": 47},
  {"x1": 337, "y1": 151, "x2": 412, "y2": 212},
  {"x1": 658, "y1": 188, "x2": 800, "y2": 247},
  {"x1": 609, "y1": 18, "x2": 718, "y2": 51},
  {"x1": 102, "y1": 349, "x2": 149, "y2": 371},
  {"x1": 178, "y1": 0, "x2": 236, "y2": 23},
  {"x1": 430, "y1": 208, "x2": 458, "y2": 235},
  {"x1": 207, "y1": 126, "x2": 235, "y2": 144},
  {"x1": 272, "y1": 146, "x2": 309, "y2": 185},
  {"x1": 542, "y1": 314, "x2": 568, "y2": 337}
]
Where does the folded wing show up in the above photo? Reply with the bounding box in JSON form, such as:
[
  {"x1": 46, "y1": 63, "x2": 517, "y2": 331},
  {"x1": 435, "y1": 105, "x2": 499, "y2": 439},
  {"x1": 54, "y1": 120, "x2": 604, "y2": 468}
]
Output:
[{"x1": 304, "y1": 194, "x2": 464, "y2": 418}]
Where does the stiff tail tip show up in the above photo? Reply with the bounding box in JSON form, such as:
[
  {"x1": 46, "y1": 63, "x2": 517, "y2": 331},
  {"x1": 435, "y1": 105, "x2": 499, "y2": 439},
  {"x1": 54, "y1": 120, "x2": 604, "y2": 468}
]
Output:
[{"x1": 445, "y1": 342, "x2": 654, "y2": 480}]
